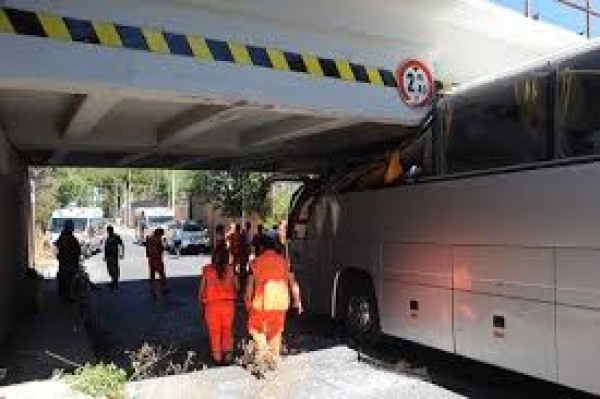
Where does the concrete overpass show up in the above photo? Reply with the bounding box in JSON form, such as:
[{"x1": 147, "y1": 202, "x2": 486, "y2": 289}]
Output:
[
  {"x1": 0, "y1": 0, "x2": 586, "y2": 343},
  {"x1": 0, "y1": 0, "x2": 585, "y2": 172}
]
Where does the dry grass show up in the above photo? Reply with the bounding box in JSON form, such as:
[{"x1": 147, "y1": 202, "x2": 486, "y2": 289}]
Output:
[{"x1": 127, "y1": 343, "x2": 200, "y2": 381}]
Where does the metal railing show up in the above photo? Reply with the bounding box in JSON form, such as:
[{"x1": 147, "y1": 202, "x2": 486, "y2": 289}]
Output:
[{"x1": 520, "y1": 0, "x2": 599, "y2": 37}]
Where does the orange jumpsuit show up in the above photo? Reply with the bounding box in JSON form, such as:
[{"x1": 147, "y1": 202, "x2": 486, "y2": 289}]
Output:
[
  {"x1": 146, "y1": 235, "x2": 167, "y2": 296},
  {"x1": 200, "y1": 264, "x2": 236, "y2": 363},
  {"x1": 248, "y1": 250, "x2": 290, "y2": 357}
]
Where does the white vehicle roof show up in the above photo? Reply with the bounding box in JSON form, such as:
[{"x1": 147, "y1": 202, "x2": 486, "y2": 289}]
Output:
[
  {"x1": 138, "y1": 207, "x2": 175, "y2": 217},
  {"x1": 51, "y1": 207, "x2": 103, "y2": 219}
]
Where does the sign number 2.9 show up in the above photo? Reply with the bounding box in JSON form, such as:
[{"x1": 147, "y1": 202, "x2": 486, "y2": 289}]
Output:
[{"x1": 396, "y1": 60, "x2": 433, "y2": 107}]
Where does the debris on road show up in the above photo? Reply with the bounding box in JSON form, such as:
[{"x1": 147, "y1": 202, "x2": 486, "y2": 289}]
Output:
[
  {"x1": 357, "y1": 351, "x2": 430, "y2": 381},
  {"x1": 1, "y1": 346, "x2": 464, "y2": 399},
  {"x1": 127, "y1": 343, "x2": 200, "y2": 381}
]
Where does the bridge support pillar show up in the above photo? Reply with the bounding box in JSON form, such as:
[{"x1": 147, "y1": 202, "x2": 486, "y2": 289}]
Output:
[{"x1": 0, "y1": 128, "x2": 30, "y2": 346}]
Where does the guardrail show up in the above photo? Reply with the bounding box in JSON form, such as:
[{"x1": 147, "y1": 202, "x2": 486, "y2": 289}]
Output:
[{"x1": 517, "y1": 0, "x2": 598, "y2": 37}]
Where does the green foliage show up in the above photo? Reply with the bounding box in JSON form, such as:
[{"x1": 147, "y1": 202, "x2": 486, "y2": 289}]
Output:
[
  {"x1": 270, "y1": 182, "x2": 301, "y2": 221},
  {"x1": 43, "y1": 168, "x2": 180, "y2": 217},
  {"x1": 191, "y1": 171, "x2": 271, "y2": 217},
  {"x1": 34, "y1": 165, "x2": 301, "y2": 226},
  {"x1": 64, "y1": 363, "x2": 127, "y2": 399},
  {"x1": 31, "y1": 167, "x2": 58, "y2": 230}
]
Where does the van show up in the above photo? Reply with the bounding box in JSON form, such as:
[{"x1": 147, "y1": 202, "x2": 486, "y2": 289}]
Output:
[
  {"x1": 134, "y1": 207, "x2": 175, "y2": 244},
  {"x1": 47, "y1": 207, "x2": 105, "y2": 258}
]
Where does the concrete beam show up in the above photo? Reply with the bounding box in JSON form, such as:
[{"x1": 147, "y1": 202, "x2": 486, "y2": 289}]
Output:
[
  {"x1": 172, "y1": 156, "x2": 218, "y2": 169},
  {"x1": 158, "y1": 105, "x2": 246, "y2": 147},
  {"x1": 240, "y1": 116, "x2": 358, "y2": 148},
  {"x1": 48, "y1": 93, "x2": 120, "y2": 164},
  {"x1": 62, "y1": 94, "x2": 120, "y2": 140},
  {"x1": 116, "y1": 152, "x2": 153, "y2": 167},
  {"x1": 47, "y1": 149, "x2": 69, "y2": 166}
]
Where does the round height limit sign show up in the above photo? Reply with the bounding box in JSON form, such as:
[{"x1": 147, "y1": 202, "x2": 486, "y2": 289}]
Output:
[{"x1": 396, "y1": 59, "x2": 434, "y2": 107}]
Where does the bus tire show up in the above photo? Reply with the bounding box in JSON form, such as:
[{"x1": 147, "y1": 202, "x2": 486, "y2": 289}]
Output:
[{"x1": 337, "y1": 271, "x2": 380, "y2": 346}]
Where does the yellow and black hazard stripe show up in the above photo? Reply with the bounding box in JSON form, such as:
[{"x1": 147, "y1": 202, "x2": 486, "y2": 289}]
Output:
[{"x1": 0, "y1": 6, "x2": 399, "y2": 88}]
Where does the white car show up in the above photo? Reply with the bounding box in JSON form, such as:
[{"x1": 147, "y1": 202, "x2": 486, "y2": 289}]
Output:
[{"x1": 167, "y1": 221, "x2": 210, "y2": 255}]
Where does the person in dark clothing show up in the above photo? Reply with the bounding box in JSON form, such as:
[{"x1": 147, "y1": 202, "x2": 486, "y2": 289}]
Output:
[
  {"x1": 146, "y1": 228, "x2": 168, "y2": 297},
  {"x1": 104, "y1": 225, "x2": 124, "y2": 290},
  {"x1": 239, "y1": 221, "x2": 252, "y2": 297},
  {"x1": 55, "y1": 219, "x2": 81, "y2": 302},
  {"x1": 252, "y1": 224, "x2": 267, "y2": 257}
]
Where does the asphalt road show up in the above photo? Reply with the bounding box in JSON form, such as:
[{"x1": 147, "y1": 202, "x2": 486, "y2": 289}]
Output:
[
  {"x1": 85, "y1": 230, "x2": 207, "y2": 283},
  {"x1": 83, "y1": 231, "x2": 343, "y2": 374},
  {"x1": 81, "y1": 231, "x2": 592, "y2": 398}
]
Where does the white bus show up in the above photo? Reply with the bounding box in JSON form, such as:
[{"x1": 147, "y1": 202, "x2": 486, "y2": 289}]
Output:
[
  {"x1": 47, "y1": 206, "x2": 105, "y2": 258},
  {"x1": 288, "y1": 43, "x2": 600, "y2": 396}
]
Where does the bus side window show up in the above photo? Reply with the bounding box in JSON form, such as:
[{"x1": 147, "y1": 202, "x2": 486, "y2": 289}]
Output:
[
  {"x1": 558, "y1": 50, "x2": 600, "y2": 158},
  {"x1": 445, "y1": 73, "x2": 551, "y2": 174}
]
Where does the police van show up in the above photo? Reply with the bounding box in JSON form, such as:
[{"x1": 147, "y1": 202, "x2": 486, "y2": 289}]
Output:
[{"x1": 47, "y1": 207, "x2": 105, "y2": 258}]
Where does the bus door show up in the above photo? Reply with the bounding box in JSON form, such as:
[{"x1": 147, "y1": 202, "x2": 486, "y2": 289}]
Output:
[{"x1": 288, "y1": 183, "x2": 331, "y2": 314}]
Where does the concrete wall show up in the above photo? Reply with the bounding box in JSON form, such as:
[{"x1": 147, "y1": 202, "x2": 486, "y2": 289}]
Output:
[{"x1": 0, "y1": 128, "x2": 30, "y2": 345}]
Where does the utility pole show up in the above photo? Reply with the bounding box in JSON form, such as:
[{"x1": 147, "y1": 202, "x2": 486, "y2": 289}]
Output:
[
  {"x1": 524, "y1": 0, "x2": 530, "y2": 17},
  {"x1": 171, "y1": 170, "x2": 176, "y2": 214},
  {"x1": 126, "y1": 169, "x2": 132, "y2": 227}
]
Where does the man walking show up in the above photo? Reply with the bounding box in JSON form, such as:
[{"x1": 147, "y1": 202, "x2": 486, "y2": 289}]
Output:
[
  {"x1": 55, "y1": 220, "x2": 81, "y2": 302},
  {"x1": 146, "y1": 228, "x2": 168, "y2": 297},
  {"x1": 104, "y1": 225, "x2": 124, "y2": 290}
]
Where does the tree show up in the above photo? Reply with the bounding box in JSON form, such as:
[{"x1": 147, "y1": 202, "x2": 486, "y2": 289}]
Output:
[
  {"x1": 31, "y1": 167, "x2": 58, "y2": 230},
  {"x1": 190, "y1": 171, "x2": 271, "y2": 217},
  {"x1": 269, "y1": 181, "x2": 301, "y2": 223}
]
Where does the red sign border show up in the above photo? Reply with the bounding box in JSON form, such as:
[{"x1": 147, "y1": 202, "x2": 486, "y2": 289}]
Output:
[{"x1": 395, "y1": 59, "x2": 434, "y2": 107}]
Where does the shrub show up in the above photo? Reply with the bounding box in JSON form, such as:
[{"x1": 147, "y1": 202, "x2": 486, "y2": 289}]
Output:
[{"x1": 64, "y1": 363, "x2": 127, "y2": 399}]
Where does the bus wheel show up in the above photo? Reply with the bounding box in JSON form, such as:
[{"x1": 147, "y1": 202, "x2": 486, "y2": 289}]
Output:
[{"x1": 339, "y1": 275, "x2": 380, "y2": 346}]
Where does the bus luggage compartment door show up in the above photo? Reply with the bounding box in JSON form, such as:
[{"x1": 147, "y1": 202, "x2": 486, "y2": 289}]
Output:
[
  {"x1": 453, "y1": 246, "x2": 556, "y2": 382},
  {"x1": 556, "y1": 248, "x2": 600, "y2": 396}
]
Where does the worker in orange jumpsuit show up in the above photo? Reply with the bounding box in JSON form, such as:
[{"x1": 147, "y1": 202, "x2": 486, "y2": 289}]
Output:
[
  {"x1": 227, "y1": 223, "x2": 243, "y2": 274},
  {"x1": 198, "y1": 247, "x2": 238, "y2": 365},
  {"x1": 245, "y1": 237, "x2": 302, "y2": 366},
  {"x1": 146, "y1": 228, "x2": 168, "y2": 297}
]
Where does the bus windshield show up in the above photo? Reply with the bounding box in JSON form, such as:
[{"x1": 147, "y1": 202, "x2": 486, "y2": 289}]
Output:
[{"x1": 50, "y1": 217, "x2": 87, "y2": 232}]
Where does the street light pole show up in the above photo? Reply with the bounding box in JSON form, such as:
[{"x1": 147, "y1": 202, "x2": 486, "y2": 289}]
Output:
[{"x1": 171, "y1": 170, "x2": 176, "y2": 214}]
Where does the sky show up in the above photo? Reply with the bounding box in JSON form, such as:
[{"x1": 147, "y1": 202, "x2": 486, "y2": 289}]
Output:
[{"x1": 492, "y1": 0, "x2": 598, "y2": 36}]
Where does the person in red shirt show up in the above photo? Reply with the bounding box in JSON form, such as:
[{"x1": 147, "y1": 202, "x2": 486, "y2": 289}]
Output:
[
  {"x1": 198, "y1": 247, "x2": 238, "y2": 365},
  {"x1": 146, "y1": 228, "x2": 168, "y2": 297},
  {"x1": 245, "y1": 237, "x2": 302, "y2": 366}
]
